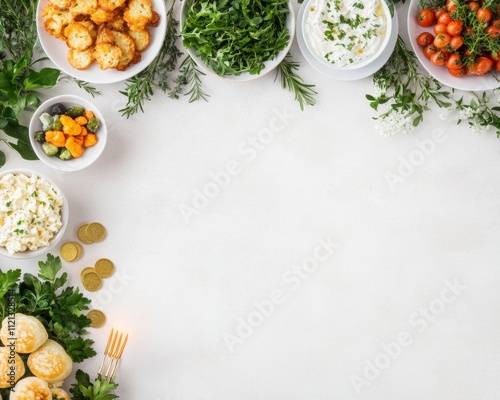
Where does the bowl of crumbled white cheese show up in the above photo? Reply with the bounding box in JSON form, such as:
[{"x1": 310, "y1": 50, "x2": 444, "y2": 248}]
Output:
[{"x1": 0, "y1": 169, "x2": 68, "y2": 258}]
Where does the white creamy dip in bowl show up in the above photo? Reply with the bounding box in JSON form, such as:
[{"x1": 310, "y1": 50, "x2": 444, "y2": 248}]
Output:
[{"x1": 302, "y1": 0, "x2": 392, "y2": 70}]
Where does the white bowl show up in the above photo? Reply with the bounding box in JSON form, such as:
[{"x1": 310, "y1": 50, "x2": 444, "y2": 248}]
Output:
[
  {"x1": 296, "y1": 1, "x2": 398, "y2": 80},
  {"x1": 29, "y1": 95, "x2": 107, "y2": 172},
  {"x1": 407, "y1": 0, "x2": 500, "y2": 91},
  {"x1": 0, "y1": 169, "x2": 69, "y2": 259},
  {"x1": 180, "y1": 0, "x2": 295, "y2": 81},
  {"x1": 36, "y1": 0, "x2": 167, "y2": 84},
  {"x1": 301, "y1": 0, "x2": 393, "y2": 71}
]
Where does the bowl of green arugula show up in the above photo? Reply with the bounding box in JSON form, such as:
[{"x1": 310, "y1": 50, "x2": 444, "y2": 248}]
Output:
[{"x1": 180, "y1": 0, "x2": 295, "y2": 81}]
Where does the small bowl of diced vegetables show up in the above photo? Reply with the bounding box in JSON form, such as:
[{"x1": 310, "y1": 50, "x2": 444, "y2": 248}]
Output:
[{"x1": 29, "y1": 94, "x2": 107, "y2": 172}]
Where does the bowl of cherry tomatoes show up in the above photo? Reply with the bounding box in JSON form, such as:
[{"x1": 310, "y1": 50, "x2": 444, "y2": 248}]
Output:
[{"x1": 408, "y1": 0, "x2": 500, "y2": 91}]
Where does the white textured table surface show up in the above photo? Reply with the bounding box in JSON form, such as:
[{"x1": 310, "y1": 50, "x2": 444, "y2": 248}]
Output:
[{"x1": 2, "y1": 1, "x2": 500, "y2": 399}]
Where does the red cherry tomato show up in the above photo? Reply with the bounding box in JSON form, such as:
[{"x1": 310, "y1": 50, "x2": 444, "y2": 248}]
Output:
[
  {"x1": 417, "y1": 32, "x2": 435, "y2": 46},
  {"x1": 448, "y1": 67, "x2": 466, "y2": 77},
  {"x1": 449, "y1": 35, "x2": 464, "y2": 50},
  {"x1": 417, "y1": 8, "x2": 436, "y2": 27},
  {"x1": 447, "y1": 20, "x2": 463, "y2": 35},
  {"x1": 468, "y1": 1, "x2": 480, "y2": 11},
  {"x1": 446, "y1": 0, "x2": 457, "y2": 12},
  {"x1": 485, "y1": 25, "x2": 500, "y2": 38},
  {"x1": 434, "y1": 23, "x2": 448, "y2": 35},
  {"x1": 423, "y1": 44, "x2": 439, "y2": 58},
  {"x1": 471, "y1": 56, "x2": 494, "y2": 75},
  {"x1": 434, "y1": 33, "x2": 452, "y2": 48},
  {"x1": 477, "y1": 7, "x2": 493, "y2": 23},
  {"x1": 490, "y1": 50, "x2": 500, "y2": 61},
  {"x1": 438, "y1": 12, "x2": 453, "y2": 24},
  {"x1": 430, "y1": 50, "x2": 448, "y2": 66},
  {"x1": 446, "y1": 53, "x2": 463, "y2": 69},
  {"x1": 434, "y1": 8, "x2": 447, "y2": 19}
]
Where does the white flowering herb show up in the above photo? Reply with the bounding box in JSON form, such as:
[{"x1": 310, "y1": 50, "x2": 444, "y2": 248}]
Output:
[
  {"x1": 455, "y1": 92, "x2": 500, "y2": 136},
  {"x1": 366, "y1": 36, "x2": 453, "y2": 134},
  {"x1": 367, "y1": 35, "x2": 500, "y2": 137}
]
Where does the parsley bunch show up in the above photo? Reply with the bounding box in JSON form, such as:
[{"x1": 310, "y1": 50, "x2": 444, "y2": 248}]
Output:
[{"x1": 0, "y1": 254, "x2": 96, "y2": 363}]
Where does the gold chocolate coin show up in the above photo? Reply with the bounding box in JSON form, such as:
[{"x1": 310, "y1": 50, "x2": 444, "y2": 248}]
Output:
[
  {"x1": 86, "y1": 309, "x2": 106, "y2": 328},
  {"x1": 73, "y1": 241, "x2": 84, "y2": 260},
  {"x1": 60, "y1": 242, "x2": 79, "y2": 262},
  {"x1": 78, "y1": 224, "x2": 94, "y2": 244},
  {"x1": 81, "y1": 271, "x2": 102, "y2": 292},
  {"x1": 80, "y1": 266, "x2": 96, "y2": 279},
  {"x1": 94, "y1": 258, "x2": 115, "y2": 278},
  {"x1": 86, "y1": 222, "x2": 106, "y2": 242}
]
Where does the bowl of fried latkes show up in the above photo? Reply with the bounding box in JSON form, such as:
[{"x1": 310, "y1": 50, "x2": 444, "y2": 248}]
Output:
[{"x1": 36, "y1": 0, "x2": 167, "y2": 84}]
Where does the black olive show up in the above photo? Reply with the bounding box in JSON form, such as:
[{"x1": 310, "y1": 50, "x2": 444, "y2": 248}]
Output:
[{"x1": 50, "y1": 103, "x2": 67, "y2": 116}]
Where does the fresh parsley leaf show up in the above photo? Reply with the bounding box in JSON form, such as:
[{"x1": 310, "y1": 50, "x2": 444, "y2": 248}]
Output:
[
  {"x1": 0, "y1": 268, "x2": 21, "y2": 298},
  {"x1": 62, "y1": 337, "x2": 97, "y2": 363},
  {"x1": 70, "y1": 371, "x2": 119, "y2": 400},
  {"x1": 37, "y1": 253, "x2": 62, "y2": 283},
  {"x1": 0, "y1": 268, "x2": 21, "y2": 321}
]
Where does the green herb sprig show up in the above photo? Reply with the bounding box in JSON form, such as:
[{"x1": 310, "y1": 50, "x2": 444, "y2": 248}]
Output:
[
  {"x1": 119, "y1": 0, "x2": 183, "y2": 117},
  {"x1": 366, "y1": 36, "x2": 452, "y2": 134},
  {"x1": 60, "y1": 75, "x2": 102, "y2": 98},
  {"x1": 276, "y1": 54, "x2": 317, "y2": 111},
  {"x1": 70, "y1": 370, "x2": 119, "y2": 400},
  {"x1": 168, "y1": 55, "x2": 210, "y2": 103}
]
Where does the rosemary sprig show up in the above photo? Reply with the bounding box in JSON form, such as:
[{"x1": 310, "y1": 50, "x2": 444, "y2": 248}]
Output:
[
  {"x1": 276, "y1": 53, "x2": 317, "y2": 111},
  {"x1": 72, "y1": 79, "x2": 101, "y2": 98},
  {"x1": 119, "y1": 0, "x2": 183, "y2": 117},
  {"x1": 0, "y1": 0, "x2": 38, "y2": 62},
  {"x1": 59, "y1": 74, "x2": 101, "y2": 97},
  {"x1": 168, "y1": 56, "x2": 209, "y2": 103}
]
